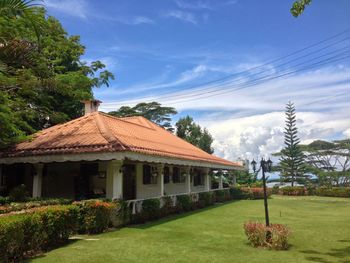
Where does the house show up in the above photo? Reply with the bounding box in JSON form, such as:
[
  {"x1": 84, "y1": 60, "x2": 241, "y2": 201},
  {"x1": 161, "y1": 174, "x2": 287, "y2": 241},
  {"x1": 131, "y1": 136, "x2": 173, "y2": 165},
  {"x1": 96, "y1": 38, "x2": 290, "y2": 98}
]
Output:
[{"x1": 0, "y1": 100, "x2": 243, "y2": 201}]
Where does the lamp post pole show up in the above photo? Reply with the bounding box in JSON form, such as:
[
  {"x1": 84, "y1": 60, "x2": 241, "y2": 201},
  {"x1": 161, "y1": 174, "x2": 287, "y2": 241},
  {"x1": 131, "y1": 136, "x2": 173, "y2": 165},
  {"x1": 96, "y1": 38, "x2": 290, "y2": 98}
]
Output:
[
  {"x1": 261, "y1": 159, "x2": 270, "y2": 227},
  {"x1": 251, "y1": 158, "x2": 273, "y2": 228}
]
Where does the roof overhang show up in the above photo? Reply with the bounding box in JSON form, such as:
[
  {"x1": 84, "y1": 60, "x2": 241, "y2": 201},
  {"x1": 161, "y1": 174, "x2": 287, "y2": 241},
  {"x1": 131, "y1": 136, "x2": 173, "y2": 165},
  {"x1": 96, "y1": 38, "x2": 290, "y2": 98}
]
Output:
[{"x1": 0, "y1": 151, "x2": 244, "y2": 170}]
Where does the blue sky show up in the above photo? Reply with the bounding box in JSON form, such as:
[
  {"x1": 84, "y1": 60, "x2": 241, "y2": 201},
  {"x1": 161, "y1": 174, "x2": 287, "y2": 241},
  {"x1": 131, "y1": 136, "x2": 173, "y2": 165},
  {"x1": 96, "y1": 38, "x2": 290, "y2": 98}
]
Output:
[{"x1": 45, "y1": 0, "x2": 350, "y2": 161}]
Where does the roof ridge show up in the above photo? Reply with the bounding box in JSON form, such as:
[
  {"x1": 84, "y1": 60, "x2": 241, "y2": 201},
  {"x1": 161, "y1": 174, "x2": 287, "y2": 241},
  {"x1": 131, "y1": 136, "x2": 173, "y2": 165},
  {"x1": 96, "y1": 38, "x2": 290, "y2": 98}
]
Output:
[
  {"x1": 99, "y1": 112, "x2": 156, "y2": 130},
  {"x1": 93, "y1": 113, "x2": 127, "y2": 150}
]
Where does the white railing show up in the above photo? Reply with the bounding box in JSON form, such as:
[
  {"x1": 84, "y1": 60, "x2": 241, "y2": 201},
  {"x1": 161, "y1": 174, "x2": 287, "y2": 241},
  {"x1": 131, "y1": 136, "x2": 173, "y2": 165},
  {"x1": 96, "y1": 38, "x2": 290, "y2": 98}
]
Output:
[{"x1": 126, "y1": 188, "x2": 230, "y2": 214}]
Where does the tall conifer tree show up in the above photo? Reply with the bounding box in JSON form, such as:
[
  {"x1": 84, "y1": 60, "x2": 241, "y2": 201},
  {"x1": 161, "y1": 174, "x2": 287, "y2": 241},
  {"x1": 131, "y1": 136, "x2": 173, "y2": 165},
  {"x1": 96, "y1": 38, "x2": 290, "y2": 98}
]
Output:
[{"x1": 280, "y1": 102, "x2": 307, "y2": 186}]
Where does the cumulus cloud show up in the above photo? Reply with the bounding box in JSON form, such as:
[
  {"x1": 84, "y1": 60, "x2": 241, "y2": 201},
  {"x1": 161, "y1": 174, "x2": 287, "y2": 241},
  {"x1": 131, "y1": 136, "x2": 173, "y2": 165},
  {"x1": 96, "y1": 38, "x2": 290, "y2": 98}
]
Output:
[{"x1": 98, "y1": 65, "x2": 350, "y2": 162}]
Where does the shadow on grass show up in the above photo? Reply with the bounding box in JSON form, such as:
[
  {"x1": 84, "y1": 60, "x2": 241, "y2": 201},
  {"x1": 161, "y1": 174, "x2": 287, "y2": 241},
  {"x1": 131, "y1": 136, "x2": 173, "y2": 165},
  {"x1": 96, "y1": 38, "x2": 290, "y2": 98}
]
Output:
[
  {"x1": 23, "y1": 239, "x2": 80, "y2": 262},
  {"x1": 300, "y1": 240, "x2": 350, "y2": 263},
  {"x1": 130, "y1": 200, "x2": 244, "y2": 229}
]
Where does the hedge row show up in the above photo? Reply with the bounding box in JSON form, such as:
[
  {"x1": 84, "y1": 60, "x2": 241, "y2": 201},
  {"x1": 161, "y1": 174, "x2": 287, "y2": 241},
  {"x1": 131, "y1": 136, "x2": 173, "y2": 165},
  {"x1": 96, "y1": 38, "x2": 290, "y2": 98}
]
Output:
[
  {"x1": 274, "y1": 186, "x2": 350, "y2": 197},
  {"x1": 0, "y1": 198, "x2": 73, "y2": 215},
  {"x1": 130, "y1": 188, "x2": 267, "y2": 223},
  {"x1": 0, "y1": 200, "x2": 115, "y2": 262}
]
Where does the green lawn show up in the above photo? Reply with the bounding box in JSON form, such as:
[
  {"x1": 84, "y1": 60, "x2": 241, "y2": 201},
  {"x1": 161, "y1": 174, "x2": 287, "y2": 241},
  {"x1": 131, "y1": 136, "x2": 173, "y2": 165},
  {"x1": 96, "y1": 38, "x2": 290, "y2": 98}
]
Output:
[{"x1": 28, "y1": 196, "x2": 350, "y2": 263}]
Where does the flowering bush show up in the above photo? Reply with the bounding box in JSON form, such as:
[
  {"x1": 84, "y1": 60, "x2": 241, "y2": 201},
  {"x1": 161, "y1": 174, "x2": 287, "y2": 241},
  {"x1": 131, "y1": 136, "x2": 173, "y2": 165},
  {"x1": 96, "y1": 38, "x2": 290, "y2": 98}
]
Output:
[
  {"x1": 74, "y1": 200, "x2": 113, "y2": 234},
  {"x1": 280, "y1": 186, "x2": 306, "y2": 196},
  {"x1": 243, "y1": 221, "x2": 290, "y2": 250},
  {"x1": 0, "y1": 205, "x2": 78, "y2": 262},
  {"x1": 0, "y1": 198, "x2": 73, "y2": 215},
  {"x1": 316, "y1": 187, "x2": 350, "y2": 197}
]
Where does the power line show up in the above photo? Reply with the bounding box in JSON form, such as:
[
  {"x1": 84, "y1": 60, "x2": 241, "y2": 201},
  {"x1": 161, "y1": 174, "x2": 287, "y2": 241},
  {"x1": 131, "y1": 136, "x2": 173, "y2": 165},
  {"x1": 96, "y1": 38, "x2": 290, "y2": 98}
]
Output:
[
  {"x1": 161, "y1": 44, "x2": 350, "y2": 104},
  {"x1": 104, "y1": 28, "x2": 350, "y2": 107},
  {"x1": 162, "y1": 51, "x2": 350, "y2": 105}
]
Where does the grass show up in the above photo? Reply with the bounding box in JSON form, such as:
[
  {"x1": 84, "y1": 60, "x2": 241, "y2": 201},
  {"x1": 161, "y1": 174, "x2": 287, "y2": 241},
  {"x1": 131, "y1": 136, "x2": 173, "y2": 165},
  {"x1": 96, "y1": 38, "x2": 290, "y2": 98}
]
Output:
[{"x1": 27, "y1": 196, "x2": 350, "y2": 263}]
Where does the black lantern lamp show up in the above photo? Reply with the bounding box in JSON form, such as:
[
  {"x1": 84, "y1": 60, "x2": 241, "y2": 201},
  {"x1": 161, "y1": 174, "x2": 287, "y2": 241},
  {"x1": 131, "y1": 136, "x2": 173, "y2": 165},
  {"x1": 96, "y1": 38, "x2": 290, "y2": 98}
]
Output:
[
  {"x1": 251, "y1": 159, "x2": 257, "y2": 173},
  {"x1": 267, "y1": 158, "x2": 273, "y2": 172}
]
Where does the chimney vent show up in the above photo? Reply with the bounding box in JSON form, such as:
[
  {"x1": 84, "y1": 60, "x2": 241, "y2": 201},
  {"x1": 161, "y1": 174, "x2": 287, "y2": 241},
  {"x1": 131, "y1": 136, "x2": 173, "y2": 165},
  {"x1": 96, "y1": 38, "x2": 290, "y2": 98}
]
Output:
[{"x1": 82, "y1": 100, "x2": 101, "y2": 115}]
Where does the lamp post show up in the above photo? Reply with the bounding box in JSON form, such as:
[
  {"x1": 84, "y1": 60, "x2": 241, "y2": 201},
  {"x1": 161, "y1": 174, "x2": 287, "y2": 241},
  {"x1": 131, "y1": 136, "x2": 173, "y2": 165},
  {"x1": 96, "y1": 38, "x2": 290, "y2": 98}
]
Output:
[{"x1": 251, "y1": 158, "x2": 273, "y2": 227}]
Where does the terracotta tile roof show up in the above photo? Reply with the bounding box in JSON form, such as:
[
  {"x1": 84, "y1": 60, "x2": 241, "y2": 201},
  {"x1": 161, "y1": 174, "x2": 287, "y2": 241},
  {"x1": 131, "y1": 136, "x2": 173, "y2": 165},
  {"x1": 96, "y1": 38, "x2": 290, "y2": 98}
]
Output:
[{"x1": 0, "y1": 112, "x2": 242, "y2": 168}]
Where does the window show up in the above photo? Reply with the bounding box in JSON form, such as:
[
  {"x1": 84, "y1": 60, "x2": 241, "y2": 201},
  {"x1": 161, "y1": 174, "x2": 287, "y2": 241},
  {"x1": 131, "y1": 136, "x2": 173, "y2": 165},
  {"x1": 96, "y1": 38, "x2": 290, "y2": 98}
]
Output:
[
  {"x1": 164, "y1": 166, "x2": 170, "y2": 184},
  {"x1": 173, "y1": 167, "x2": 185, "y2": 183},
  {"x1": 193, "y1": 169, "x2": 204, "y2": 186},
  {"x1": 143, "y1": 165, "x2": 157, "y2": 184}
]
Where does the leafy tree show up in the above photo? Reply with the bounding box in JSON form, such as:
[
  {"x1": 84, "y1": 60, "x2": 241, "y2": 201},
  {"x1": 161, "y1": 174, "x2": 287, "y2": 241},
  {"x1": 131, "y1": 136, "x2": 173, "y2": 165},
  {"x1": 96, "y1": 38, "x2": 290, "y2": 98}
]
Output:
[
  {"x1": 175, "y1": 115, "x2": 214, "y2": 154},
  {"x1": 291, "y1": 0, "x2": 312, "y2": 17},
  {"x1": 0, "y1": 4, "x2": 114, "y2": 148},
  {"x1": 108, "y1": 102, "x2": 177, "y2": 132},
  {"x1": 278, "y1": 102, "x2": 307, "y2": 186},
  {"x1": 300, "y1": 139, "x2": 350, "y2": 186}
]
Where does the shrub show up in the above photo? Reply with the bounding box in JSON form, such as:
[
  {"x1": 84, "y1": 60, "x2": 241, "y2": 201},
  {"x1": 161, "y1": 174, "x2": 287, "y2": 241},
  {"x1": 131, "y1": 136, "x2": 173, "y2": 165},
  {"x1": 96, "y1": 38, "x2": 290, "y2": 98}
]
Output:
[
  {"x1": 0, "y1": 198, "x2": 73, "y2": 215},
  {"x1": 9, "y1": 184, "x2": 29, "y2": 202},
  {"x1": 198, "y1": 192, "x2": 214, "y2": 207},
  {"x1": 316, "y1": 187, "x2": 350, "y2": 198},
  {"x1": 161, "y1": 196, "x2": 175, "y2": 216},
  {"x1": 0, "y1": 205, "x2": 78, "y2": 262},
  {"x1": 176, "y1": 194, "x2": 192, "y2": 211},
  {"x1": 280, "y1": 186, "x2": 306, "y2": 196},
  {"x1": 0, "y1": 196, "x2": 10, "y2": 205},
  {"x1": 74, "y1": 200, "x2": 113, "y2": 234},
  {"x1": 142, "y1": 198, "x2": 161, "y2": 220},
  {"x1": 230, "y1": 187, "x2": 252, "y2": 199},
  {"x1": 214, "y1": 189, "x2": 231, "y2": 202},
  {"x1": 249, "y1": 188, "x2": 271, "y2": 199},
  {"x1": 111, "y1": 200, "x2": 130, "y2": 227},
  {"x1": 243, "y1": 221, "x2": 290, "y2": 250},
  {"x1": 272, "y1": 185, "x2": 279, "y2": 194}
]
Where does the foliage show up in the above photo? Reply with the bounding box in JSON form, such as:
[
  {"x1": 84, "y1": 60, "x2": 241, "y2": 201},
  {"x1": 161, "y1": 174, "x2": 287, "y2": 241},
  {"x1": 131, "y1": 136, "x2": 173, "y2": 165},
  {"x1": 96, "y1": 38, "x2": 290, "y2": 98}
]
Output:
[
  {"x1": 0, "y1": 205, "x2": 78, "y2": 262},
  {"x1": 300, "y1": 139, "x2": 350, "y2": 187},
  {"x1": 214, "y1": 189, "x2": 231, "y2": 202},
  {"x1": 244, "y1": 222, "x2": 290, "y2": 250},
  {"x1": 0, "y1": 198, "x2": 72, "y2": 214},
  {"x1": 109, "y1": 102, "x2": 177, "y2": 132},
  {"x1": 176, "y1": 194, "x2": 192, "y2": 211},
  {"x1": 175, "y1": 115, "x2": 214, "y2": 153},
  {"x1": 315, "y1": 187, "x2": 350, "y2": 198},
  {"x1": 0, "y1": 4, "x2": 114, "y2": 148},
  {"x1": 279, "y1": 186, "x2": 306, "y2": 196},
  {"x1": 8, "y1": 184, "x2": 29, "y2": 202},
  {"x1": 278, "y1": 102, "x2": 307, "y2": 186},
  {"x1": 198, "y1": 191, "x2": 214, "y2": 207},
  {"x1": 233, "y1": 169, "x2": 257, "y2": 186},
  {"x1": 141, "y1": 198, "x2": 161, "y2": 221},
  {"x1": 291, "y1": 0, "x2": 312, "y2": 17},
  {"x1": 74, "y1": 200, "x2": 113, "y2": 234}
]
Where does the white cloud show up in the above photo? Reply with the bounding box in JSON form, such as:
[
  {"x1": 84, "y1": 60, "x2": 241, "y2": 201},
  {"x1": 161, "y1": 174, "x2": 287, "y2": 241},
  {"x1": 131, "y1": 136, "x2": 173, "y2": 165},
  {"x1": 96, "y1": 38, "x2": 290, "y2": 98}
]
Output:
[
  {"x1": 98, "y1": 65, "x2": 350, "y2": 162},
  {"x1": 174, "y1": 0, "x2": 212, "y2": 10},
  {"x1": 112, "y1": 16, "x2": 155, "y2": 25},
  {"x1": 46, "y1": 0, "x2": 154, "y2": 25},
  {"x1": 163, "y1": 10, "x2": 197, "y2": 24},
  {"x1": 344, "y1": 128, "x2": 350, "y2": 138},
  {"x1": 45, "y1": 0, "x2": 88, "y2": 19}
]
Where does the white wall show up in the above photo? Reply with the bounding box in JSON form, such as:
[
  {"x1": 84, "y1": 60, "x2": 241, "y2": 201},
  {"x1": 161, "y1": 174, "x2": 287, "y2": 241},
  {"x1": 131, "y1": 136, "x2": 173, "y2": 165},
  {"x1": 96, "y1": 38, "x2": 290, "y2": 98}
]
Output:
[{"x1": 136, "y1": 163, "x2": 162, "y2": 199}]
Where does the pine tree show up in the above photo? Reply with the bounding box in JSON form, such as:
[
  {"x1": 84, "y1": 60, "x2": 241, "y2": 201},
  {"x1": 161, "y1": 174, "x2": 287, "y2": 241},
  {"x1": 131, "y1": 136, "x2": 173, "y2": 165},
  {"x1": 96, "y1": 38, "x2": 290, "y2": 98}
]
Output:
[{"x1": 280, "y1": 102, "x2": 307, "y2": 186}]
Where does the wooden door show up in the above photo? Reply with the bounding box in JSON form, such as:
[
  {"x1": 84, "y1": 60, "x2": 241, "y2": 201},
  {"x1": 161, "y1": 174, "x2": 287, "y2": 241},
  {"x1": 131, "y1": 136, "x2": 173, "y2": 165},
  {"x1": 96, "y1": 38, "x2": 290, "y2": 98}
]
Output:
[{"x1": 123, "y1": 164, "x2": 136, "y2": 200}]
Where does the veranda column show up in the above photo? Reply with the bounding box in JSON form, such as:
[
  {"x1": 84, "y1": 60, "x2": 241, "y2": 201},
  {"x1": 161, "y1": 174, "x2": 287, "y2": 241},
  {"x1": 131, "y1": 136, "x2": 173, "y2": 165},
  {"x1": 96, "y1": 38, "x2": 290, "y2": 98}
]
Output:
[
  {"x1": 204, "y1": 168, "x2": 210, "y2": 191},
  {"x1": 158, "y1": 164, "x2": 165, "y2": 196},
  {"x1": 106, "y1": 160, "x2": 123, "y2": 200},
  {"x1": 232, "y1": 171, "x2": 237, "y2": 186},
  {"x1": 186, "y1": 166, "x2": 191, "y2": 194},
  {"x1": 218, "y1": 169, "x2": 223, "y2": 189},
  {"x1": 32, "y1": 163, "x2": 44, "y2": 198}
]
